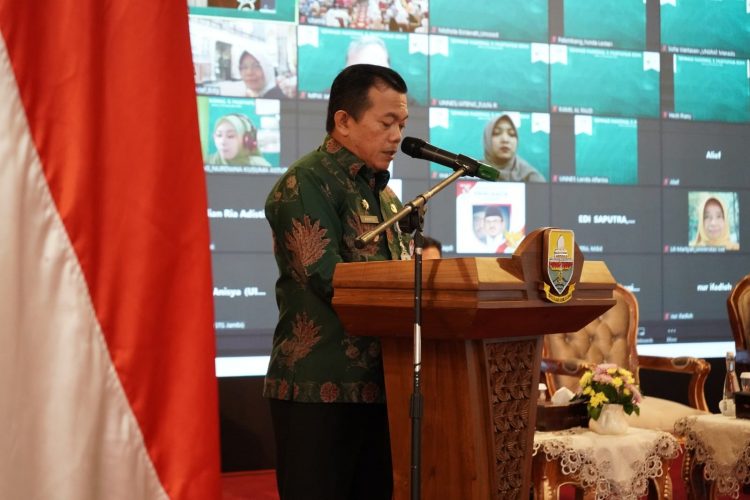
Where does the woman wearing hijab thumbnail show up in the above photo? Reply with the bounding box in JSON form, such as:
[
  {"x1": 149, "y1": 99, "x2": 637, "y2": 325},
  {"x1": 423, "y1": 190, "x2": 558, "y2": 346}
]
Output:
[
  {"x1": 220, "y1": 49, "x2": 293, "y2": 99},
  {"x1": 691, "y1": 196, "x2": 739, "y2": 250},
  {"x1": 483, "y1": 114, "x2": 545, "y2": 183},
  {"x1": 205, "y1": 113, "x2": 271, "y2": 167},
  {"x1": 238, "y1": 49, "x2": 289, "y2": 98}
]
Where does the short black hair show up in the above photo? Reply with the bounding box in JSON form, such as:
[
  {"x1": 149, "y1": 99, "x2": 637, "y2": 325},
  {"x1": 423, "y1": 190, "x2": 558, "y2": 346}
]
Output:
[
  {"x1": 326, "y1": 64, "x2": 408, "y2": 133},
  {"x1": 422, "y1": 236, "x2": 442, "y2": 253},
  {"x1": 484, "y1": 205, "x2": 505, "y2": 219}
]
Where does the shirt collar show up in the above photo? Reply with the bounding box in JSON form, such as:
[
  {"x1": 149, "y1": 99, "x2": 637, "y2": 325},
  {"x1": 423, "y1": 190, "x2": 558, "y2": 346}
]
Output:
[{"x1": 320, "y1": 135, "x2": 391, "y2": 189}]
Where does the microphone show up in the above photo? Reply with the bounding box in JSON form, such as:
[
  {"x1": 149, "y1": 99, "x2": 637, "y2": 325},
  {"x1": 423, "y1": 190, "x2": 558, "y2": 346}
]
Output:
[{"x1": 400, "y1": 137, "x2": 499, "y2": 182}]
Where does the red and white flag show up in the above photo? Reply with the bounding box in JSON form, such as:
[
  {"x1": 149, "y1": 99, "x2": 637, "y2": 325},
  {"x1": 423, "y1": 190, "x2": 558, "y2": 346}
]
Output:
[{"x1": 0, "y1": 1, "x2": 221, "y2": 499}]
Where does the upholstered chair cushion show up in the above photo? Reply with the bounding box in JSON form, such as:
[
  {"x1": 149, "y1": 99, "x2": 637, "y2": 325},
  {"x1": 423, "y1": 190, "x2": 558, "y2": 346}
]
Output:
[
  {"x1": 543, "y1": 283, "x2": 711, "y2": 433},
  {"x1": 625, "y1": 397, "x2": 706, "y2": 432},
  {"x1": 729, "y1": 274, "x2": 750, "y2": 372},
  {"x1": 545, "y1": 289, "x2": 638, "y2": 391}
]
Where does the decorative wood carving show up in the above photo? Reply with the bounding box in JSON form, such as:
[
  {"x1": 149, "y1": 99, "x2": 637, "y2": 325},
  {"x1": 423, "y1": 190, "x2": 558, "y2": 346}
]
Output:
[{"x1": 485, "y1": 339, "x2": 538, "y2": 498}]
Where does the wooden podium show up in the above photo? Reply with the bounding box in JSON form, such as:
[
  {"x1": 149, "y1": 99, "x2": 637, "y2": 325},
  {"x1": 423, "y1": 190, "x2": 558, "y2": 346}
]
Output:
[{"x1": 332, "y1": 228, "x2": 616, "y2": 499}]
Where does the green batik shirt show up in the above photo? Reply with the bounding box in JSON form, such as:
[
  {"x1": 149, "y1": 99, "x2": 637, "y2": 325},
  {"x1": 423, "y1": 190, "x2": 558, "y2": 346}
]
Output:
[{"x1": 263, "y1": 136, "x2": 412, "y2": 403}]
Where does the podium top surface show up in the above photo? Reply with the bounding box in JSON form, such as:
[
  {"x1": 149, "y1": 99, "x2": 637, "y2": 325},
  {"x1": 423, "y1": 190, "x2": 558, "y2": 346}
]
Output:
[
  {"x1": 332, "y1": 229, "x2": 617, "y2": 339},
  {"x1": 333, "y1": 256, "x2": 614, "y2": 292}
]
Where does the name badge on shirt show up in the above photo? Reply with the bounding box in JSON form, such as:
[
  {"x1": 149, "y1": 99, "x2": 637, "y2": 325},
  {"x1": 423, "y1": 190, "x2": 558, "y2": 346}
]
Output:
[{"x1": 359, "y1": 215, "x2": 379, "y2": 224}]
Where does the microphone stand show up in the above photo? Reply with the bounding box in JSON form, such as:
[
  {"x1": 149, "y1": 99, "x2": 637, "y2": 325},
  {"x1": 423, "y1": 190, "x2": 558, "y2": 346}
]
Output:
[{"x1": 355, "y1": 166, "x2": 470, "y2": 500}]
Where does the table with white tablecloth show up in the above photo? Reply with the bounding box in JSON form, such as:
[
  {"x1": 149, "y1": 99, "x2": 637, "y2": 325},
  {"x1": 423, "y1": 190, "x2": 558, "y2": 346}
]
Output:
[
  {"x1": 675, "y1": 414, "x2": 750, "y2": 499},
  {"x1": 533, "y1": 426, "x2": 680, "y2": 500}
]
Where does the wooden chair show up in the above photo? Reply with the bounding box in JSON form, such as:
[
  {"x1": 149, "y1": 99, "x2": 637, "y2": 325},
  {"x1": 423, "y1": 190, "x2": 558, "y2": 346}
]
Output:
[
  {"x1": 728, "y1": 273, "x2": 750, "y2": 374},
  {"x1": 536, "y1": 283, "x2": 712, "y2": 498},
  {"x1": 702, "y1": 272, "x2": 750, "y2": 498},
  {"x1": 541, "y1": 283, "x2": 711, "y2": 432}
]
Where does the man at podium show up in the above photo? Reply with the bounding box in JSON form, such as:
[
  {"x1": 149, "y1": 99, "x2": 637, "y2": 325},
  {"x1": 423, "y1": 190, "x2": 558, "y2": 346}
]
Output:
[{"x1": 263, "y1": 64, "x2": 412, "y2": 500}]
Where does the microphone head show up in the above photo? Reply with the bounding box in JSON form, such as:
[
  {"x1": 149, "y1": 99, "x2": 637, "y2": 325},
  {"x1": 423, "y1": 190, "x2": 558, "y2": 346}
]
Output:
[
  {"x1": 400, "y1": 137, "x2": 425, "y2": 158},
  {"x1": 476, "y1": 162, "x2": 500, "y2": 182}
]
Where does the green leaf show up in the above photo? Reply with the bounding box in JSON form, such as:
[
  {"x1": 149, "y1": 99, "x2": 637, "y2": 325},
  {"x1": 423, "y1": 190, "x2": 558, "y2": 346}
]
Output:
[{"x1": 589, "y1": 405, "x2": 602, "y2": 420}]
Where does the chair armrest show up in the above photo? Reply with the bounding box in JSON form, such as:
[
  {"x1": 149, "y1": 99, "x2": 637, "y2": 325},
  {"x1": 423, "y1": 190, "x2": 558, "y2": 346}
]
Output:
[
  {"x1": 736, "y1": 349, "x2": 750, "y2": 374},
  {"x1": 637, "y1": 355, "x2": 711, "y2": 411},
  {"x1": 540, "y1": 358, "x2": 590, "y2": 398},
  {"x1": 540, "y1": 358, "x2": 590, "y2": 378}
]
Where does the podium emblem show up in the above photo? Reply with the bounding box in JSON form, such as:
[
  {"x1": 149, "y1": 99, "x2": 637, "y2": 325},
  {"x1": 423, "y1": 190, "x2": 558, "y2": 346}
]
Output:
[{"x1": 543, "y1": 229, "x2": 576, "y2": 303}]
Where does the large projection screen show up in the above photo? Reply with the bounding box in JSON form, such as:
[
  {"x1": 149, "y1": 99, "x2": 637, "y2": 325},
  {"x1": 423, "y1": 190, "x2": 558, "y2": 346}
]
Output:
[{"x1": 186, "y1": 0, "x2": 749, "y2": 376}]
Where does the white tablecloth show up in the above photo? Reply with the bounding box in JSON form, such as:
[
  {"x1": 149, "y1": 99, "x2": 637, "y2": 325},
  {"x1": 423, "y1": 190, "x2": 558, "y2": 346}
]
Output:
[
  {"x1": 675, "y1": 414, "x2": 750, "y2": 498},
  {"x1": 534, "y1": 426, "x2": 679, "y2": 500}
]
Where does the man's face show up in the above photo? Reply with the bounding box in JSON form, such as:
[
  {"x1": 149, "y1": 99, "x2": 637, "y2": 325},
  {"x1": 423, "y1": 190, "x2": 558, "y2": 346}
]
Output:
[
  {"x1": 336, "y1": 85, "x2": 408, "y2": 171},
  {"x1": 484, "y1": 215, "x2": 505, "y2": 237}
]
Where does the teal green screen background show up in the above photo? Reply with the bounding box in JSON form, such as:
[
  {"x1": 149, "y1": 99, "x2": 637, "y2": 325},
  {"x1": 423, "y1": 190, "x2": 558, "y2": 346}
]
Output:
[
  {"x1": 662, "y1": 0, "x2": 750, "y2": 57},
  {"x1": 431, "y1": 0, "x2": 548, "y2": 41},
  {"x1": 575, "y1": 119, "x2": 638, "y2": 185},
  {"x1": 564, "y1": 0, "x2": 646, "y2": 49},
  {"x1": 430, "y1": 40, "x2": 549, "y2": 111},
  {"x1": 674, "y1": 56, "x2": 750, "y2": 123},
  {"x1": 551, "y1": 48, "x2": 659, "y2": 118}
]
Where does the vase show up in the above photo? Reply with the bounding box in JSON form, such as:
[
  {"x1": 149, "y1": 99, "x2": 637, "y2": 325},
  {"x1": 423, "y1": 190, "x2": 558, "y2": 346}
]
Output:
[{"x1": 588, "y1": 403, "x2": 629, "y2": 435}]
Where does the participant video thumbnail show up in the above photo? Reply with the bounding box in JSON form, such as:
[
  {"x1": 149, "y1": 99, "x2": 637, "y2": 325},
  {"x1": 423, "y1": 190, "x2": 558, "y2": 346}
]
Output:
[
  {"x1": 662, "y1": 189, "x2": 741, "y2": 252},
  {"x1": 662, "y1": 253, "x2": 747, "y2": 321},
  {"x1": 550, "y1": 45, "x2": 660, "y2": 118},
  {"x1": 188, "y1": 0, "x2": 295, "y2": 22},
  {"x1": 663, "y1": 54, "x2": 750, "y2": 123},
  {"x1": 556, "y1": 0, "x2": 647, "y2": 50},
  {"x1": 430, "y1": 36, "x2": 549, "y2": 111},
  {"x1": 189, "y1": 14, "x2": 297, "y2": 99},
  {"x1": 661, "y1": 120, "x2": 750, "y2": 186},
  {"x1": 455, "y1": 180, "x2": 526, "y2": 254},
  {"x1": 297, "y1": 26, "x2": 428, "y2": 105},
  {"x1": 688, "y1": 191, "x2": 740, "y2": 251},
  {"x1": 573, "y1": 115, "x2": 638, "y2": 185},
  {"x1": 198, "y1": 96, "x2": 282, "y2": 173},
  {"x1": 661, "y1": 0, "x2": 750, "y2": 59},
  {"x1": 212, "y1": 252, "x2": 278, "y2": 357},
  {"x1": 429, "y1": 108, "x2": 549, "y2": 182},
  {"x1": 549, "y1": 184, "x2": 661, "y2": 254},
  {"x1": 206, "y1": 175, "x2": 278, "y2": 253},
  {"x1": 299, "y1": 0, "x2": 428, "y2": 33},
  {"x1": 430, "y1": 0, "x2": 547, "y2": 42}
]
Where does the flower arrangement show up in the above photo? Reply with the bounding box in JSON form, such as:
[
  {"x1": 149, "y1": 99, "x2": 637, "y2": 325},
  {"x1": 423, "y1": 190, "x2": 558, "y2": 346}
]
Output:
[{"x1": 577, "y1": 363, "x2": 642, "y2": 420}]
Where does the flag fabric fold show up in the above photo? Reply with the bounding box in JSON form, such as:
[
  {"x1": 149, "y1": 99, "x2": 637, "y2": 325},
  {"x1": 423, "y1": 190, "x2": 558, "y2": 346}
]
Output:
[{"x1": 0, "y1": 1, "x2": 221, "y2": 499}]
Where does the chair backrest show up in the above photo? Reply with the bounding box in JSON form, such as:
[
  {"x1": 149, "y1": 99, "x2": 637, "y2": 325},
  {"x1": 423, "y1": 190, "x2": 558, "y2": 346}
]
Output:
[
  {"x1": 728, "y1": 273, "x2": 750, "y2": 352},
  {"x1": 543, "y1": 283, "x2": 640, "y2": 394}
]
